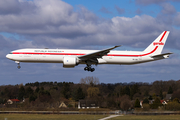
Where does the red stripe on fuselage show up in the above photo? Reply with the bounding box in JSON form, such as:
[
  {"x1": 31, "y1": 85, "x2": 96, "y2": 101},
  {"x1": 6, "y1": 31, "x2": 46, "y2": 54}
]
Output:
[
  {"x1": 110, "y1": 46, "x2": 158, "y2": 57},
  {"x1": 12, "y1": 52, "x2": 85, "y2": 56},
  {"x1": 12, "y1": 46, "x2": 158, "y2": 57},
  {"x1": 12, "y1": 31, "x2": 166, "y2": 57}
]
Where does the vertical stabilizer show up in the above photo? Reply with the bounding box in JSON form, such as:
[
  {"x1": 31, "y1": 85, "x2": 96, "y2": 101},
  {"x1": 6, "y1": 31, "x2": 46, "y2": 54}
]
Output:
[{"x1": 143, "y1": 31, "x2": 170, "y2": 56}]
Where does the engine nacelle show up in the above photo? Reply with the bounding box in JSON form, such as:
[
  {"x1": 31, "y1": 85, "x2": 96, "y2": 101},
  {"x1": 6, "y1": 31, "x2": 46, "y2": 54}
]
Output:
[{"x1": 63, "y1": 57, "x2": 78, "y2": 68}]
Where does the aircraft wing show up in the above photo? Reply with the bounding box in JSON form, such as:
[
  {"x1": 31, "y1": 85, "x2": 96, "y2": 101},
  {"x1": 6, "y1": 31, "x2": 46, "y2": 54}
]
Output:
[
  {"x1": 78, "y1": 45, "x2": 121, "y2": 60},
  {"x1": 151, "y1": 53, "x2": 173, "y2": 58}
]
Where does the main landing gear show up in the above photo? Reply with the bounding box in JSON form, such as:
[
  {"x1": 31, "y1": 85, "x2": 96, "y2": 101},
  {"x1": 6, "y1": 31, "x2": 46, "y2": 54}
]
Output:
[
  {"x1": 84, "y1": 60, "x2": 97, "y2": 72},
  {"x1": 15, "y1": 61, "x2": 21, "y2": 69},
  {"x1": 84, "y1": 65, "x2": 95, "y2": 72}
]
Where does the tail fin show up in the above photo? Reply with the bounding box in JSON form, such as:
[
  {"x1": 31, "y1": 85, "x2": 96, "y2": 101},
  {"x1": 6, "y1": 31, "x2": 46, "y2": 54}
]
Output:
[{"x1": 143, "y1": 31, "x2": 170, "y2": 56}]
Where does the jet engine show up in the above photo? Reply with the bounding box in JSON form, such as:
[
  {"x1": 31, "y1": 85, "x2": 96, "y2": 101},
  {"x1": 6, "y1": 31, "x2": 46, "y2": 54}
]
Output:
[{"x1": 63, "y1": 56, "x2": 79, "y2": 68}]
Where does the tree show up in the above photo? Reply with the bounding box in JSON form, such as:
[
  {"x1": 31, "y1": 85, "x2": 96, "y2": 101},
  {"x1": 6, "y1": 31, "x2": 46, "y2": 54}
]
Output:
[
  {"x1": 150, "y1": 97, "x2": 162, "y2": 109},
  {"x1": 120, "y1": 95, "x2": 131, "y2": 111},
  {"x1": 173, "y1": 98, "x2": 179, "y2": 103},
  {"x1": 35, "y1": 87, "x2": 40, "y2": 93},
  {"x1": 168, "y1": 86, "x2": 173, "y2": 94},
  {"x1": 166, "y1": 102, "x2": 180, "y2": 111},
  {"x1": 73, "y1": 87, "x2": 85, "y2": 101},
  {"x1": 130, "y1": 84, "x2": 139, "y2": 99},
  {"x1": 4, "y1": 86, "x2": 19, "y2": 99},
  {"x1": 106, "y1": 96, "x2": 117, "y2": 108},
  {"x1": 87, "y1": 87, "x2": 100, "y2": 98},
  {"x1": 154, "y1": 97, "x2": 161, "y2": 104},
  {"x1": 172, "y1": 90, "x2": 180, "y2": 100},
  {"x1": 62, "y1": 83, "x2": 71, "y2": 99},
  {"x1": 142, "y1": 104, "x2": 150, "y2": 111},
  {"x1": 25, "y1": 87, "x2": 34, "y2": 98},
  {"x1": 0, "y1": 98, "x2": 4, "y2": 104},
  {"x1": 18, "y1": 86, "x2": 25, "y2": 100},
  {"x1": 144, "y1": 90, "x2": 149, "y2": 97},
  {"x1": 143, "y1": 98, "x2": 149, "y2": 104},
  {"x1": 149, "y1": 95, "x2": 153, "y2": 100},
  {"x1": 134, "y1": 99, "x2": 141, "y2": 108},
  {"x1": 38, "y1": 90, "x2": 51, "y2": 102},
  {"x1": 125, "y1": 86, "x2": 130, "y2": 96},
  {"x1": 159, "y1": 89, "x2": 163, "y2": 100},
  {"x1": 29, "y1": 95, "x2": 37, "y2": 102},
  {"x1": 40, "y1": 87, "x2": 44, "y2": 91},
  {"x1": 80, "y1": 76, "x2": 99, "y2": 86},
  {"x1": 120, "y1": 86, "x2": 130, "y2": 96},
  {"x1": 34, "y1": 82, "x2": 39, "y2": 87}
]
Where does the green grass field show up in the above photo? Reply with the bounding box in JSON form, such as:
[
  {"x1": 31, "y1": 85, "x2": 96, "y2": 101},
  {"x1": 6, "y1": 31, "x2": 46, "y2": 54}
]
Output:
[
  {"x1": 0, "y1": 114, "x2": 180, "y2": 120},
  {"x1": 0, "y1": 114, "x2": 107, "y2": 120},
  {"x1": 112, "y1": 115, "x2": 180, "y2": 120}
]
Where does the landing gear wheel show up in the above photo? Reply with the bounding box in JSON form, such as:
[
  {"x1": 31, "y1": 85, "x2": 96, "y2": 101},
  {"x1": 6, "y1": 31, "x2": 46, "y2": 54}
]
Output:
[
  {"x1": 84, "y1": 67, "x2": 88, "y2": 71},
  {"x1": 91, "y1": 68, "x2": 95, "y2": 72},
  {"x1": 17, "y1": 66, "x2": 21, "y2": 69},
  {"x1": 88, "y1": 67, "x2": 91, "y2": 71},
  {"x1": 84, "y1": 66, "x2": 95, "y2": 72},
  {"x1": 16, "y1": 61, "x2": 21, "y2": 69}
]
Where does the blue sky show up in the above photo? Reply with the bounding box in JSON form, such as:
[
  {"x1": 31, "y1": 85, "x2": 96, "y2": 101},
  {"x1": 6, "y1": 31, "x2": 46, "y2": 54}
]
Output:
[
  {"x1": 1, "y1": 0, "x2": 180, "y2": 85},
  {"x1": 64, "y1": 0, "x2": 180, "y2": 18}
]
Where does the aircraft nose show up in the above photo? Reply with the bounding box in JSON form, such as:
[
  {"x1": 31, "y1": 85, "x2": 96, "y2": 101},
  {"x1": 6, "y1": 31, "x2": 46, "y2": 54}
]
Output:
[
  {"x1": 6, "y1": 54, "x2": 9, "y2": 59},
  {"x1": 6, "y1": 54, "x2": 11, "y2": 59}
]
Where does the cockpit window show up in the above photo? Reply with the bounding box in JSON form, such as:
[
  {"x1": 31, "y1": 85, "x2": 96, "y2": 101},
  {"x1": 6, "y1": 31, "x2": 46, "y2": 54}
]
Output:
[{"x1": 9, "y1": 52, "x2": 13, "y2": 54}]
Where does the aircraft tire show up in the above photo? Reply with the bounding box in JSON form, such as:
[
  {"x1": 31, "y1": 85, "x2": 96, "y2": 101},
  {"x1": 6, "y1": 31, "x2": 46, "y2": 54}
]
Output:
[
  {"x1": 84, "y1": 67, "x2": 88, "y2": 71},
  {"x1": 87, "y1": 67, "x2": 91, "y2": 71},
  {"x1": 91, "y1": 68, "x2": 95, "y2": 72}
]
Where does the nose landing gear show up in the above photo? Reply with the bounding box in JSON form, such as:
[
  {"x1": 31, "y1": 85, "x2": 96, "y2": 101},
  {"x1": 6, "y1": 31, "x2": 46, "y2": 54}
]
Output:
[
  {"x1": 17, "y1": 64, "x2": 21, "y2": 69},
  {"x1": 15, "y1": 61, "x2": 21, "y2": 69}
]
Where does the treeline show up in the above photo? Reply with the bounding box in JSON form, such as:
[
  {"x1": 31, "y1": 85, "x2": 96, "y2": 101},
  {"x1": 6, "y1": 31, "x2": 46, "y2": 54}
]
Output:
[{"x1": 0, "y1": 76, "x2": 180, "y2": 111}]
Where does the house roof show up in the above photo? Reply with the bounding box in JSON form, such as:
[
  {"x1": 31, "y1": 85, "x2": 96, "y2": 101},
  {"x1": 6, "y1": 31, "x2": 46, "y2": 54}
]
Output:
[
  {"x1": 160, "y1": 100, "x2": 164, "y2": 104},
  {"x1": 59, "y1": 102, "x2": 67, "y2": 108},
  {"x1": 10, "y1": 99, "x2": 20, "y2": 102},
  {"x1": 165, "y1": 94, "x2": 172, "y2": 100}
]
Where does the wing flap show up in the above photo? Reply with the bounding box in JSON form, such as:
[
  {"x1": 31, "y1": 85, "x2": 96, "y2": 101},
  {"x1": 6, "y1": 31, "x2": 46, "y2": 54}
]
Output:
[{"x1": 78, "y1": 45, "x2": 121, "y2": 60}]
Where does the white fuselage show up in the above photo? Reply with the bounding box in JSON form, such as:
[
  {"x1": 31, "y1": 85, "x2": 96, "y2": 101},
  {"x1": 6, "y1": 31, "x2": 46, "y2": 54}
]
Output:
[
  {"x1": 5, "y1": 31, "x2": 172, "y2": 71},
  {"x1": 6, "y1": 48, "x2": 160, "y2": 65}
]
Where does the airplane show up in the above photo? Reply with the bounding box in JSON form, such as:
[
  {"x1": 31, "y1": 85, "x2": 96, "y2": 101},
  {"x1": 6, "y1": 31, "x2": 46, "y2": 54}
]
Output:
[{"x1": 6, "y1": 31, "x2": 172, "y2": 72}]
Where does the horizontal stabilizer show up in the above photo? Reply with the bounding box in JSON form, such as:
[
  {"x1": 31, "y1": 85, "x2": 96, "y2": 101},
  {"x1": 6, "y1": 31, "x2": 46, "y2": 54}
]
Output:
[{"x1": 151, "y1": 53, "x2": 173, "y2": 58}]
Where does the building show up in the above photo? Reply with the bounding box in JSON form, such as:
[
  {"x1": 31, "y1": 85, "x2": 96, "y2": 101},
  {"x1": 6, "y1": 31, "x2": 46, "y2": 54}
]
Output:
[
  {"x1": 7, "y1": 99, "x2": 20, "y2": 104},
  {"x1": 165, "y1": 94, "x2": 172, "y2": 101},
  {"x1": 59, "y1": 102, "x2": 67, "y2": 108},
  {"x1": 78, "y1": 100, "x2": 99, "y2": 109},
  {"x1": 160, "y1": 100, "x2": 167, "y2": 105}
]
